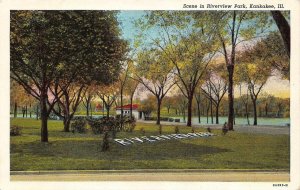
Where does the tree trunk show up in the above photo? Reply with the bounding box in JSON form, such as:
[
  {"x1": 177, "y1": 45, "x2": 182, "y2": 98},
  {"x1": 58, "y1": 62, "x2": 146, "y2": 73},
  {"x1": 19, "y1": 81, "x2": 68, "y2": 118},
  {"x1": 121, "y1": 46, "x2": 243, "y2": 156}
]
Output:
[
  {"x1": 86, "y1": 103, "x2": 89, "y2": 117},
  {"x1": 29, "y1": 103, "x2": 32, "y2": 118},
  {"x1": 106, "y1": 106, "x2": 110, "y2": 118},
  {"x1": 252, "y1": 98, "x2": 257, "y2": 126},
  {"x1": 210, "y1": 98, "x2": 214, "y2": 124},
  {"x1": 36, "y1": 105, "x2": 39, "y2": 120},
  {"x1": 271, "y1": 11, "x2": 290, "y2": 57},
  {"x1": 40, "y1": 94, "x2": 48, "y2": 142},
  {"x1": 120, "y1": 90, "x2": 124, "y2": 129},
  {"x1": 206, "y1": 100, "x2": 209, "y2": 124},
  {"x1": 216, "y1": 103, "x2": 219, "y2": 124},
  {"x1": 22, "y1": 107, "x2": 25, "y2": 118},
  {"x1": 90, "y1": 104, "x2": 93, "y2": 117},
  {"x1": 187, "y1": 96, "x2": 193, "y2": 126},
  {"x1": 130, "y1": 96, "x2": 133, "y2": 119},
  {"x1": 245, "y1": 103, "x2": 250, "y2": 125},
  {"x1": 14, "y1": 102, "x2": 17, "y2": 118},
  {"x1": 227, "y1": 64, "x2": 234, "y2": 130},
  {"x1": 196, "y1": 100, "x2": 201, "y2": 123},
  {"x1": 63, "y1": 116, "x2": 71, "y2": 132},
  {"x1": 25, "y1": 105, "x2": 28, "y2": 118},
  {"x1": 156, "y1": 98, "x2": 162, "y2": 125}
]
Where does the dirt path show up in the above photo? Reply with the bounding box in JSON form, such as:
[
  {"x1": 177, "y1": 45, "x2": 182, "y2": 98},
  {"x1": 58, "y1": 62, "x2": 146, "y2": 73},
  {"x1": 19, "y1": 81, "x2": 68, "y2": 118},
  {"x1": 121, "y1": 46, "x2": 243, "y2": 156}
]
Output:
[
  {"x1": 138, "y1": 121, "x2": 290, "y2": 135},
  {"x1": 11, "y1": 171, "x2": 289, "y2": 181}
]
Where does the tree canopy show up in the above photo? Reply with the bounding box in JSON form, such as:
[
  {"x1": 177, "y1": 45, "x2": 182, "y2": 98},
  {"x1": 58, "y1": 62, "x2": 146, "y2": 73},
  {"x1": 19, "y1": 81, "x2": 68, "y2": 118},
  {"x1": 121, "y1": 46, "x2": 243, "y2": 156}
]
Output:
[{"x1": 10, "y1": 10, "x2": 128, "y2": 142}]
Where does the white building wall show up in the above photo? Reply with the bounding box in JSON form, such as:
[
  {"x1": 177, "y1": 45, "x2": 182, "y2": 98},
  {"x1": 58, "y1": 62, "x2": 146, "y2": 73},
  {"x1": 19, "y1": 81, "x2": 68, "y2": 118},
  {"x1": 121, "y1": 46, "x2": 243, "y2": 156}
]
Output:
[{"x1": 115, "y1": 109, "x2": 143, "y2": 120}]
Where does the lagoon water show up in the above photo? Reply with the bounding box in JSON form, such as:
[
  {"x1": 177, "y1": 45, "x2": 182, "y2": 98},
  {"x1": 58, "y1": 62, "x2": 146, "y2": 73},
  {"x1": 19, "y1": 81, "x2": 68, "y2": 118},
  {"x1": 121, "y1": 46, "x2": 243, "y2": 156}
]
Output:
[
  {"x1": 171, "y1": 116, "x2": 290, "y2": 126},
  {"x1": 11, "y1": 114, "x2": 290, "y2": 126}
]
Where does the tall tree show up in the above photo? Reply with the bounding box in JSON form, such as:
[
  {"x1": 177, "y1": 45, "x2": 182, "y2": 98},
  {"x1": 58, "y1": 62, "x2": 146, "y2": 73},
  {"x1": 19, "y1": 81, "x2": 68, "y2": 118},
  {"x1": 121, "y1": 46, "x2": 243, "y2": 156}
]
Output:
[
  {"x1": 51, "y1": 83, "x2": 85, "y2": 132},
  {"x1": 201, "y1": 68, "x2": 228, "y2": 124},
  {"x1": 135, "y1": 49, "x2": 175, "y2": 125},
  {"x1": 271, "y1": 11, "x2": 290, "y2": 57},
  {"x1": 11, "y1": 11, "x2": 127, "y2": 141},
  {"x1": 82, "y1": 84, "x2": 97, "y2": 117},
  {"x1": 124, "y1": 78, "x2": 140, "y2": 119},
  {"x1": 237, "y1": 44, "x2": 273, "y2": 125},
  {"x1": 140, "y1": 12, "x2": 219, "y2": 126},
  {"x1": 97, "y1": 83, "x2": 119, "y2": 118},
  {"x1": 205, "y1": 11, "x2": 271, "y2": 130}
]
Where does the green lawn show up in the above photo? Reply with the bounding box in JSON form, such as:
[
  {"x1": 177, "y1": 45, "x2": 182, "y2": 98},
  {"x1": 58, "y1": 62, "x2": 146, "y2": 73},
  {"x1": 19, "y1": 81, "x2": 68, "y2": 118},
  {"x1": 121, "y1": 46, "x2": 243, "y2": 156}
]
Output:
[{"x1": 10, "y1": 118, "x2": 290, "y2": 171}]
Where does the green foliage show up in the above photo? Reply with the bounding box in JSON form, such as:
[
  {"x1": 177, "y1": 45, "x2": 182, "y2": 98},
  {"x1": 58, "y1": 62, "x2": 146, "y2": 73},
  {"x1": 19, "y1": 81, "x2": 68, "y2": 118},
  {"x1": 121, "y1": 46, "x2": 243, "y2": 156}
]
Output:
[
  {"x1": 87, "y1": 115, "x2": 136, "y2": 135},
  {"x1": 10, "y1": 10, "x2": 128, "y2": 141},
  {"x1": 121, "y1": 115, "x2": 136, "y2": 132},
  {"x1": 10, "y1": 125, "x2": 22, "y2": 136},
  {"x1": 140, "y1": 127, "x2": 146, "y2": 135},
  {"x1": 138, "y1": 95, "x2": 156, "y2": 117},
  {"x1": 87, "y1": 117, "x2": 116, "y2": 135},
  {"x1": 174, "y1": 126, "x2": 179, "y2": 134},
  {"x1": 158, "y1": 124, "x2": 162, "y2": 135},
  {"x1": 71, "y1": 117, "x2": 87, "y2": 133}
]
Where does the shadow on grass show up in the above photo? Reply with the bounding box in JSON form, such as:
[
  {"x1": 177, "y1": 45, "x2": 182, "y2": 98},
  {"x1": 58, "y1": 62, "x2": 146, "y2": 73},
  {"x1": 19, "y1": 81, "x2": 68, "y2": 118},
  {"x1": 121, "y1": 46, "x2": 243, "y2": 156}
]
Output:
[{"x1": 11, "y1": 138, "x2": 231, "y2": 162}]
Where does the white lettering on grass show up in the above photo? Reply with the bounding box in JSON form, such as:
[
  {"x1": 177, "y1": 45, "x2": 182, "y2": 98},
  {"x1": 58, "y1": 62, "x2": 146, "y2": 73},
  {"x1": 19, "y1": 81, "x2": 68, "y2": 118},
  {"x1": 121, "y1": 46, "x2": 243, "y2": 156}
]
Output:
[
  {"x1": 114, "y1": 139, "x2": 132, "y2": 146},
  {"x1": 131, "y1": 137, "x2": 144, "y2": 143}
]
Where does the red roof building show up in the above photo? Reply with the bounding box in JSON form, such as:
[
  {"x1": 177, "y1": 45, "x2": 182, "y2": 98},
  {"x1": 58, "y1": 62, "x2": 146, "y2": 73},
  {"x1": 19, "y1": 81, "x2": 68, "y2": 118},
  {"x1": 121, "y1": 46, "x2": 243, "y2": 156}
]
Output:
[{"x1": 115, "y1": 104, "x2": 139, "y2": 110}]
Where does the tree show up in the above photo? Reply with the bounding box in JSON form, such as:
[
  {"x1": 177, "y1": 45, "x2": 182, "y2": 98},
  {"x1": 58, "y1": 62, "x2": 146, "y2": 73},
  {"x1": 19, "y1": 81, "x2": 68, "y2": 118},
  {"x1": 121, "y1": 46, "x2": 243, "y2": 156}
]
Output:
[
  {"x1": 11, "y1": 11, "x2": 127, "y2": 141},
  {"x1": 173, "y1": 93, "x2": 188, "y2": 123},
  {"x1": 237, "y1": 49, "x2": 273, "y2": 125},
  {"x1": 97, "y1": 83, "x2": 119, "y2": 118},
  {"x1": 259, "y1": 32, "x2": 289, "y2": 79},
  {"x1": 271, "y1": 11, "x2": 290, "y2": 57},
  {"x1": 82, "y1": 84, "x2": 97, "y2": 117},
  {"x1": 135, "y1": 49, "x2": 175, "y2": 125},
  {"x1": 201, "y1": 63, "x2": 227, "y2": 124},
  {"x1": 203, "y1": 11, "x2": 273, "y2": 130},
  {"x1": 124, "y1": 78, "x2": 140, "y2": 119},
  {"x1": 237, "y1": 84, "x2": 251, "y2": 125},
  {"x1": 51, "y1": 83, "x2": 85, "y2": 132},
  {"x1": 116, "y1": 59, "x2": 134, "y2": 124},
  {"x1": 136, "y1": 11, "x2": 220, "y2": 127},
  {"x1": 138, "y1": 95, "x2": 156, "y2": 118}
]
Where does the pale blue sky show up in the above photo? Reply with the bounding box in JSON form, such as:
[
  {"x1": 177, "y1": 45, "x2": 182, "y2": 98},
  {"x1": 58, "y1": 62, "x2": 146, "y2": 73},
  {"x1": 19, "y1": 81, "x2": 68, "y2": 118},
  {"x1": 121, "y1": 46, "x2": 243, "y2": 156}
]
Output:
[{"x1": 117, "y1": 11, "x2": 145, "y2": 46}]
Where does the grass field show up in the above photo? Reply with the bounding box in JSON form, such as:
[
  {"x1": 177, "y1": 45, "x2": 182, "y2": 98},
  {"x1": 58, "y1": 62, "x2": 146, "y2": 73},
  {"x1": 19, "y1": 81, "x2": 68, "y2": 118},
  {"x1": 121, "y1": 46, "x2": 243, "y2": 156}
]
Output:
[{"x1": 10, "y1": 118, "x2": 290, "y2": 171}]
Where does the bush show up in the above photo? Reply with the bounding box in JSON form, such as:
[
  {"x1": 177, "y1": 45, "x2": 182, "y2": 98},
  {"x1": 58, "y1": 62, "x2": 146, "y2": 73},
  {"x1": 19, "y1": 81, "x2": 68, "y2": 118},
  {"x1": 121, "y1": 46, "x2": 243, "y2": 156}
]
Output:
[
  {"x1": 87, "y1": 117, "x2": 113, "y2": 135},
  {"x1": 158, "y1": 124, "x2": 162, "y2": 135},
  {"x1": 191, "y1": 127, "x2": 195, "y2": 133},
  {"x1": 174, "y1": 126, "x2": 179, "y2": 134},
  {"x1": 10, "y1": 125, "x2": 22, "y2": 136},
  {"x1": 122, "y1": 115, "x2": 136, "y2": 132},
  {"x1": 71, "y1": 117, "x2": 87, "y2": 133},
  {"x1": 140, "y1": 127, "x2": 145, "y2": 135},
  {"x1": 101, "y1": 132, "x2": 110, "y2": 152}
]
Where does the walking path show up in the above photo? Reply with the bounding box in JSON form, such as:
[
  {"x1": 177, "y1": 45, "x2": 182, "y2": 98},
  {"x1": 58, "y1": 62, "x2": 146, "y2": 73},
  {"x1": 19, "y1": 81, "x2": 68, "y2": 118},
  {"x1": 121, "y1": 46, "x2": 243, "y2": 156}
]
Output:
[
  {"x1": 11, "y1": 170, "x2": 289, "y2": 181},
  {"x1": 138, "y1": 121, "x2": 290, "y2": 135}
]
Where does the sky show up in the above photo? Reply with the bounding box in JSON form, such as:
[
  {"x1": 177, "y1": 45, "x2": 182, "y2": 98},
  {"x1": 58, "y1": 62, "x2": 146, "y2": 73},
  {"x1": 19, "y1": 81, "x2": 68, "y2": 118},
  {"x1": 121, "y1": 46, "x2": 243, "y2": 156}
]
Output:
[{"x1": 117, "y1": 11, "x2": 290, "y2": 99}]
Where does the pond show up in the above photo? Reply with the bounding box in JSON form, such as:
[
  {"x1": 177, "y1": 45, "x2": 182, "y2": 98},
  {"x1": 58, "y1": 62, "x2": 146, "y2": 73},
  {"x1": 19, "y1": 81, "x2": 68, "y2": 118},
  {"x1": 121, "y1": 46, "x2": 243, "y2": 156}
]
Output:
[{"x1": 170, "y1": 116, "x2": 290, "y2": 126}]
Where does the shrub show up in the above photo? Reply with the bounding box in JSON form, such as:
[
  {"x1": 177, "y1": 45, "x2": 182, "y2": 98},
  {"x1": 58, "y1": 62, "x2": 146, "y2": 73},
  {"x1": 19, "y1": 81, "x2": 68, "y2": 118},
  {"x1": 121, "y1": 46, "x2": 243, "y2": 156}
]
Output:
[
  {"x1": 191, "y1": 127, "x2": 195, "y2": 133},
  {"x1": 87, "y1": 117, "x2": 118, "y2": 135},
  {"x1": 158, "y1": 124, "x2": 162, "y2": 135},
  {"x1": 122, "y1": 116, "x2": 136, "y2": 132},
  {"x1": 115, "y1": 115, "x2": 136, "y2": 132},
  {"x1": 174, "y1": 126, "x2": 179, "y2": 134},
  {"x1": 101, "y1": 132, "x2": 110, "y2": 151},
  {"x1": 140, "y1": 127, "x2": 145, "y2": 135},
  {"x1": 10, "y1": 125, "x2": 22, "y2": 136},
  {"x1": 71, "y1": 117, "x2": 87, "y2": 133}
]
